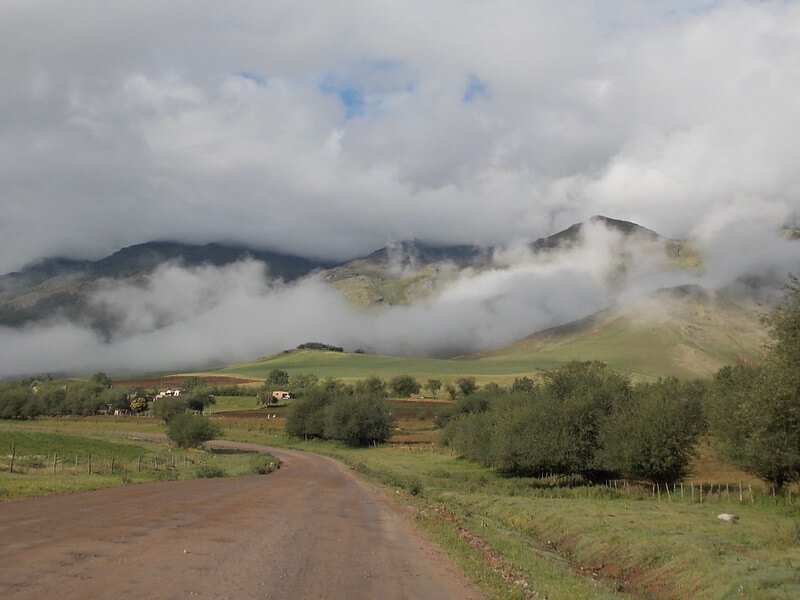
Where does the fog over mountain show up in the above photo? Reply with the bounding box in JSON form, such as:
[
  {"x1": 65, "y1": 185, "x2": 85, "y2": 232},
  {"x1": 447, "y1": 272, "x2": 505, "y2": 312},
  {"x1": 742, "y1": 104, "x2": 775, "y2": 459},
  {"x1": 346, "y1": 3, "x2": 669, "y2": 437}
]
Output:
[{"x1": 2, "y1": 1, "x2": 800, "y2": 374}]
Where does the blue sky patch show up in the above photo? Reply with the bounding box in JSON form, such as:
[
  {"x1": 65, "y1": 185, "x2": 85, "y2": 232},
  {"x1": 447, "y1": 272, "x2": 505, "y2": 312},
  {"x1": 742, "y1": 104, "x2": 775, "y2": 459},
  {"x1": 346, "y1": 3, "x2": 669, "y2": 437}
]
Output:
[
  {"x1": 240, "y1": 71, "x2": 266, "y2": 86},
  {"x1": 463, "y1": 74, "x2": 488, "y2": 102},
  {"x1": 319, "y1": 75, "x2": 367, "y2": 119}
]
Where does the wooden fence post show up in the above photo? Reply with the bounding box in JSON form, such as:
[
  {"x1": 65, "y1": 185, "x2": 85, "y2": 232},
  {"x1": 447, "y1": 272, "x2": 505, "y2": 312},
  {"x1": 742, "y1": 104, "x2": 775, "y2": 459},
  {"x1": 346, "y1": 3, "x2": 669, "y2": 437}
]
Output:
[
  {"x1": 110, "y1": 457, "x2": 115, "y2": 473},
  {"x1": 138, "y1": 456, "x2": 142, "y2": 472},
  {"x1": 52, "y1": 453, "x2": 57, "y2": 476},
  {"x1": 87, "y1": 454, "x2": 92, "y2": 475},
  {"x1": 10, "y1": 442, "x2": 16, "y2": 473}
]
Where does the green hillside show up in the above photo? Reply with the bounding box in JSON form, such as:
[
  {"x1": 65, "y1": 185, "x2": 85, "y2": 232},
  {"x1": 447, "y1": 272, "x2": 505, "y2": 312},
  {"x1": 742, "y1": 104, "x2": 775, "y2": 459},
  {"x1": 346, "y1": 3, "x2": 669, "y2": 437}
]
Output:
[
  {"x1": 209, "y1": 286, "x2": 767, "y2": 382},
  {"x1": 472, "y1": 286, "x2": 767, "y2": 379}
]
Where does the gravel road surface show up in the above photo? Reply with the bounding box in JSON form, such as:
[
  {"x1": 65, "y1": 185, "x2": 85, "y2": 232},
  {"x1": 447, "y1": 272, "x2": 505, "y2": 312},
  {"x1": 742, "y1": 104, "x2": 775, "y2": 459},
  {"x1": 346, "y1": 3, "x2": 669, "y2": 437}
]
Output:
[{"x1": 0, "y1": 441, "x2": 483, "y2": 599}]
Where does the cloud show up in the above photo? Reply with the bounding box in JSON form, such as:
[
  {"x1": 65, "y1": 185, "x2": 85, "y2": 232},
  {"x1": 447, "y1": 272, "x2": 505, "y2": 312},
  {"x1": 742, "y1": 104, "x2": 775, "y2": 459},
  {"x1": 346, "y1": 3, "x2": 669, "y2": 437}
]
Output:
[
  {"x1": 2, "y1": 219, "x2": 797, "y2": 376},
  {"x1": 0, "y1": 1, "x2": 799, "y2": 273}
]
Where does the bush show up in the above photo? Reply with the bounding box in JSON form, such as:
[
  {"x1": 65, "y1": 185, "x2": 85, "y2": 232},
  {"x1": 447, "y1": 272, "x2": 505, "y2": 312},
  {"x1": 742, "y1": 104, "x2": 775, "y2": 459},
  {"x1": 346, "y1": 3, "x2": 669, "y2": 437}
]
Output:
[
  {"x1": 390, "y1": 375, "x2": 421, "y2": 397},
  {"x1": 185, "y1": 390, "x2": 216, "y2": 412},
  {"x1": 456, "y1": 377, "x2": 478, "y2": 396},
  {"x1": 152, "y1": 397, "x2": 188, "y2": 423},
  {"x1": 196, "y1": 464, "x2": 227, "y2": 478},
  {"x1": 266, "y1": 369, "x2": 290, "y2": 387},
  {"x1": 286, "y1": 379, "x2": 395, "y2": 446},
  {"x1": 597, "y1": 378, "x2": 705, "y2": 484},
  {"x1": 324, "y1": 394, "x2": 393, "y2": 446},
  {"x1": 166, "y1": 414, "x2": 223, "y2": 448},
  {"x1": 249, "y1": 454, "x2": 281, "y2": 474},
  {"x1": 706, "y1": 279, "x2": 800, "y2": 490},
  {"x1": 442, "y1": 362, "x2": 703, "y2": 483}
]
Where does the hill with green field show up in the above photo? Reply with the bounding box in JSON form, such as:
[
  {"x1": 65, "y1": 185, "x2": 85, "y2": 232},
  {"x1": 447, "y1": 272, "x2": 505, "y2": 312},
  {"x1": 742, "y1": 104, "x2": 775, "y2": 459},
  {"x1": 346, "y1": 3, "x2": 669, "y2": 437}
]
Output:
[
  {"x1": 205, "y1": 285, "x2": 767, "y2": 382},
  {"x1": 470, "y1": 285, "x2": 767, "y2": 379}
]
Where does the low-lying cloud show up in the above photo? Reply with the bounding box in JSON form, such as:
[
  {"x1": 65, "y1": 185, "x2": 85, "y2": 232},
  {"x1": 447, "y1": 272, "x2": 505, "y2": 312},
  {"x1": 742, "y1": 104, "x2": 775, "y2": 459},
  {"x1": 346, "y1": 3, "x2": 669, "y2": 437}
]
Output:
[{"x1": 2, "y1": 221, "x2": 798, "y2": 376}]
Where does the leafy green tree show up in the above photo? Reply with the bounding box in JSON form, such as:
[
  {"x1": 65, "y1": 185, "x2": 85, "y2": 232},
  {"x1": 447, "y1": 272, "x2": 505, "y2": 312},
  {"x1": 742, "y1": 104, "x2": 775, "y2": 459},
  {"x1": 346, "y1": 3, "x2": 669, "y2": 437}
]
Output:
[
  {"x1": 445, "y1": 383, "x2": 458, "y2": 401},
  {"x1": 456, "y1": 377, "x2": 478, "y2": 396},
  {"x1": 90, "y1": 372, "x2": 112, "y2": 388},
  {"x1": 390, "y1": 375, "x2": 421, "y2": 397},
  {"x1": 597, "y1": 378, "x2": 704, "y2": 484},
  {"x1": 152, "y1": 397, "x2": 188, "y2": 423},
  {"x1": 708, "y1": 280, "x2": 800, "y2": 490},
  {"x1": 130, "y1": 397, "x2": 147, "y2": 412},
  {"x1": 182, "y1": 377, "x2": 205, "y2": 391},
  {"x1": 185, "y1": 390, "x2": 215, "y2": 412},
  {"x1": 285, "y1": 387, "x2": 335, "y2": 438},
  {"x1": 266, "y1": 369, "x2": 290, "y2": 388},
  {"x1": 425, "y1": 378, "x2": 442, "y2": 398},
  {"x1": 511, "y1": 376, "x2": 535, "y2": 393},
  {"x1": 355, "y1": 376, "x2": 388, "y2": 398},
  {"x1": 166, "y1": 414, "x2": 223, "y2": 448},
  {"x1": 324, "y1": 394, "x2": 394, "y2": 446}
]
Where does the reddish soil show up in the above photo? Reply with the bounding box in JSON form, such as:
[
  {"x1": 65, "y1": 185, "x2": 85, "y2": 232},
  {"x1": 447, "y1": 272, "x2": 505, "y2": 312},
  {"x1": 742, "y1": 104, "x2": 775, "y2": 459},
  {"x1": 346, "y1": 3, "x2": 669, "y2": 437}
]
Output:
[
  {"x1": 113, "y1": 375, "x2": 261, "y2": 387},
  {"x1": 0, "y1": 441, "x2": 483, "y2": 600}
]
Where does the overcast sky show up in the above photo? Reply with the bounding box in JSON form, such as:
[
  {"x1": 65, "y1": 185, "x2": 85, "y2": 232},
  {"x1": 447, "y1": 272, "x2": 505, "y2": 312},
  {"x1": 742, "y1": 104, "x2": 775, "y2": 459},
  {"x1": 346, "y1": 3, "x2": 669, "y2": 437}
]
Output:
[{"x1": 2, "y1": 0, "x2": 800, "y2": 273}]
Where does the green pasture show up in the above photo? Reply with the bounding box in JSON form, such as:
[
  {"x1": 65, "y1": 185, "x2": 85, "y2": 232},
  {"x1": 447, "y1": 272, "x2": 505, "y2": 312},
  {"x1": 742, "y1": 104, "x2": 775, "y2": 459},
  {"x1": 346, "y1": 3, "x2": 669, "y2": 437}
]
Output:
[
  {"x1": 209, "y1": 349, "x2": 557, "y2": 384},
  {"x1": 0, "y1": 424, "x2": 279, "y2": 501}
]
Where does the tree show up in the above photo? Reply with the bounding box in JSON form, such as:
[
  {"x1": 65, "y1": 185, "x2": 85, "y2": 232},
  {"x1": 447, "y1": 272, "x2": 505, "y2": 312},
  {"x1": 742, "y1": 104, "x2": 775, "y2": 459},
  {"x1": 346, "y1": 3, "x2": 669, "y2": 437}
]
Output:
[
  {"x1": 597, "y1": 379, "x2": 704, "y2": 484},
  {"x1": 355, "y1": 376, "x2": 388, "y2": 398},
  {"x1": 257, "y1": 389, "x2": 273, "y2": 406},
  {"x1": 511, "y1": 376, "x2": 535, "y2": 393},
  {"x1": 152, "y1": 397, "x2": 188, "y2": 423},
  {"x1": 324, "y1": 395, "x2": 394, "y2": 446},
  {"x1": 166, "y1": 414, "x2": 223, "y2": 448},
  {"x1": 90, "y1": 372, "x2": 112, "y2": 388},
  {"x1": 445, "y1": 383, "x2": 458, "y2": 401},
  {"x1": 130, "y1": 397, "x2": 147, "y2": 413},
  {"x1": 425, "y1": 379, "x2": 442, "y2": 398},
  {"x1": 390, "y1": 375, "x2": 421, "y2": 397},
  {"x1": 707, "y1": 280, "x2": 800, "y2": 490},
  {"x1": 185, "y1": 390, "x2": 215, "y2": 412},
  {"x1": 182, "y1": 377, "x2": 205, "y2": 391},
  {"x1": 456, "y1": 377, "x2": 477, "y2": 396},
  {"x1": 266, "y1": 369, "x2": 290, "y2": 388}
]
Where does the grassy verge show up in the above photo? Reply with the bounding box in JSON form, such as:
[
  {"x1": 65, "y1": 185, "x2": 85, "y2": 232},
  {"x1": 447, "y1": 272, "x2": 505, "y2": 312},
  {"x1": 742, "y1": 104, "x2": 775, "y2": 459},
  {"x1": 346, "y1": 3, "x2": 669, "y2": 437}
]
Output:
[{"x1": 0, "y1": 425, "x2": 279, "y2": 501}]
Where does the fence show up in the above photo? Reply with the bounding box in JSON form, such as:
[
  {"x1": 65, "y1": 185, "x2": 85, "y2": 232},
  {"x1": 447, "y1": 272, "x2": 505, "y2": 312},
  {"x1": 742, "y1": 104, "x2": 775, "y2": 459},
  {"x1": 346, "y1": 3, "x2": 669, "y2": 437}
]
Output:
[{"x1": 2, "y1": 441, "x2": 196, "y2": 476}]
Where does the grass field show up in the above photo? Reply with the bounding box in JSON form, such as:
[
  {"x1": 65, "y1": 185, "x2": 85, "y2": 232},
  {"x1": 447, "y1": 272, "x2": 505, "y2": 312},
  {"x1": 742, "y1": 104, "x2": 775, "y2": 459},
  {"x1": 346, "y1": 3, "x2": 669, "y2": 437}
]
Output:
[
  {"x1": 0, "y1": 424, "x2": 278, "y2": 501},
  {"x1": 208, "y1": 349, "x2": 562, "y2": 385}
]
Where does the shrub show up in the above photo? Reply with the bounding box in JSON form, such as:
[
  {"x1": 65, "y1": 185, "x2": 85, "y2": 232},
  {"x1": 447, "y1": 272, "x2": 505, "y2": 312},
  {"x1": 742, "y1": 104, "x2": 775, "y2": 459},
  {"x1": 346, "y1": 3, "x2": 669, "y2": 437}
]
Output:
[
  {"x1": 597, "y1": 378, "x2": 705, "y2": 484},
  {"x1": 456, "y1": 377, "x2": 478, "y2": 396},
  {"x1": 249, "y1": 454, "x2": 281, "y2": 474},
  {"x1": 166, "y1": 414, "x2": 223, "y2": 448},
  {"x1": 325, "y1": 394, "x2": 393, "y2": 446},
  {"x1": 196, "y1": 464, "x2": 226, "y2": 478},
  {"x1": 152, "y1": 397, "x2": 188, "y2": 423},
  {"x1": 286, "y1": 379, "x2": 395, "y2": 446},
  {"x1": 390, "y1": 375, "x2": 421, "y2": 397}
]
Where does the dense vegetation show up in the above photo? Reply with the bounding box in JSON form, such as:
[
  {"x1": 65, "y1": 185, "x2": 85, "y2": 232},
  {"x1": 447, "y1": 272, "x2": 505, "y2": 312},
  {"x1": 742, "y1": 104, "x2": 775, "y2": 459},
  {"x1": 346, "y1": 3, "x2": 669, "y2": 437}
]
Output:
[
  {"x1": 166, "y1": 413, "x2": 223, "y2": 448},
  {"x1": 439, "y1": 362, "x2": 705, "y2": 484},
  {"x1": 285, "y1": 377, "x2": 394, "y2": 446}
]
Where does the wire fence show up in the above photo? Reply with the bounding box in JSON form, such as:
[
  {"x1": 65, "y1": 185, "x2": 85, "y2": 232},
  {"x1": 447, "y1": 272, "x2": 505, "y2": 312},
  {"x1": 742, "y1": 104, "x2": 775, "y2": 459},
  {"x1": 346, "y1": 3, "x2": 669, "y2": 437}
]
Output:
[{"x1": 1, "y1": 441, "x2": 195, "y2": 476}]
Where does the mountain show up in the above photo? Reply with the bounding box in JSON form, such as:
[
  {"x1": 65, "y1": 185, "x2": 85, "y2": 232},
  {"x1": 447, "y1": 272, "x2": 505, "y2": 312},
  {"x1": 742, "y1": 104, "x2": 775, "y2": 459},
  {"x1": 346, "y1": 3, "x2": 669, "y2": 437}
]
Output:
[
  {"x1": 0, "y1": 241, "x2": 332, "y2": 329},
  {"x1": 530, "y1": 215, "x2": 701, "y2": 268},
  {"x1": 467, "y1": 284, "x2": 767, "y2": 379},
  {"x1": 321, "y1": 240, "x2": 491, "y2": 308}
]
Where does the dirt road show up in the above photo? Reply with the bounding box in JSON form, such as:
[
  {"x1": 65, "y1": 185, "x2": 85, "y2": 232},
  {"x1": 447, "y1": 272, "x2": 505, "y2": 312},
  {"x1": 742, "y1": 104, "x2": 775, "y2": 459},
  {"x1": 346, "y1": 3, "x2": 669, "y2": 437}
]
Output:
[{"x1": 0, "y1": 441, "x2": 483, "y2": 599}]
